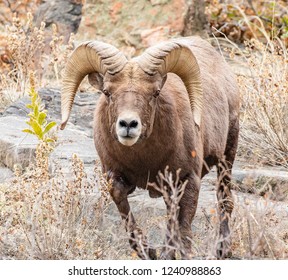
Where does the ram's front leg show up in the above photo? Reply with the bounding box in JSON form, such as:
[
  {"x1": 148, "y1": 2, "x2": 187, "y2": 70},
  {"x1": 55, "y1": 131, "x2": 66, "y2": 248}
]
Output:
[
  {"x1": 108, "y1": 171, "x2": 157, "y2": 260},
  {"x1": 178, "y1": 174, "x2": 200, "y2": 259},
  {"x1": 161, "y1": 173, "x2": 200, "y2": 260}
]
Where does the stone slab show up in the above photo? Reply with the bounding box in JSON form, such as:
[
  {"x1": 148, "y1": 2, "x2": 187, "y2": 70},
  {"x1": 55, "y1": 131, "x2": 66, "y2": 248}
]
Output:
[{"x1": 0, "y1": 167, "x2": 13, "y2": 182}]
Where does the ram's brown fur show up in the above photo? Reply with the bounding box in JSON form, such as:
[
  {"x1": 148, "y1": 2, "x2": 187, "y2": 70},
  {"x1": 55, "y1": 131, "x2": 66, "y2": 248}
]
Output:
[{"x1": 61, "y1": 36, "x2": 240, "y2": 259}]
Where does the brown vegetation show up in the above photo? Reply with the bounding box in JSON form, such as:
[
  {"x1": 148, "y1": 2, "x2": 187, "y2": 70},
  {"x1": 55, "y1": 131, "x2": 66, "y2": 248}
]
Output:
[
  {"x1": 238, "y1": 39, "x2": 288, "y2": 168},
  {"x1": 0, "y1": 13, "x2": 74, "y2": 111}
]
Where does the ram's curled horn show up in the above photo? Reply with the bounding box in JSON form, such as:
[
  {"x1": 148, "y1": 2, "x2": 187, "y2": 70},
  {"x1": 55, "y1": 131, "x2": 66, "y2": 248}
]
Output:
[
  {"x1": 135, "y1": 39, "x2": 203, "y2": 127},
  {"x1": 60, "y1": 41, "x2": 127, "y2": 130}
]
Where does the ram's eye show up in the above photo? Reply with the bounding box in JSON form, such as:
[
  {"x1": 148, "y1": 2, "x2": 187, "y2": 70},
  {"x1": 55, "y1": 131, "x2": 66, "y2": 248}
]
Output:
[
  {"x1": 103, "y1": 89, "x2": 110, "y2": 97},
  {"x1": 153, "y1": 89, "x2": 160, "y2": 98}
]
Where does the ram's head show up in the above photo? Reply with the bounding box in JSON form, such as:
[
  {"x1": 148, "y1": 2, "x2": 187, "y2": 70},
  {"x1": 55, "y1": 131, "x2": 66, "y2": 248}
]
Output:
[{"x1": 60, "y1": 40, "x2": 203, "y2": 146}]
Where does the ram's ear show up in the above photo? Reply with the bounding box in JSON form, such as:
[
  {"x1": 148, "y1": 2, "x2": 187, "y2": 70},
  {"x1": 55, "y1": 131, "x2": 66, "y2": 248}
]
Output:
[{"x1": 88, "y1": 72, "x2": 104, "y2": 90}]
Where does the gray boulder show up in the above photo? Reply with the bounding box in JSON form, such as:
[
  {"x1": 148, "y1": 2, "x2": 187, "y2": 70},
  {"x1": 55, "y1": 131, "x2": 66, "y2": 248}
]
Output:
[
  {"x1": 0, "y1": 88, "x2": 98, "y2": 172},
  {"x1": 0, "y1": 166, "x2": 13, "y2": 181},
  {"x1": 34, "y1": 0, "x2": 83, "y2": 43},
  {"x1": 0, "y1": 115, "x2": 38, "y2": 170},
  {"x1": 3, "y1": 88, "x2": 99, "y2": 133}
]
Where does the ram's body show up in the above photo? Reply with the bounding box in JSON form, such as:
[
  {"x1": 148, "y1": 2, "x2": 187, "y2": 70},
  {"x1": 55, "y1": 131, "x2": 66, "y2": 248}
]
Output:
[
  {"x1": 61, "y1": 36, "x2": 240, "y2": 259},
  {"x1": 95, "y1": 38, "x2": 238, "y2": 190}
]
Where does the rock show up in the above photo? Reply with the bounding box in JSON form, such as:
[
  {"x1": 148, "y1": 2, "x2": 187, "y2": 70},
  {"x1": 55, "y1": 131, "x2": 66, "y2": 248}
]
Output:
[
  {"x1": 129, "y1": 177, "x2": 288, "y2": 226},
  {"x1": 140, "y1": 26, "x2": 170, "y2": 47},
  {"x1": 181, "y1": 0, "x2": 208, "y2": 37},
  {"x1": 0, "y1": 114, "x2": 96, "y2": 171},
  {"x1": 150, "y1": 0, "x2": 169, "y2": 6},
  {"x1": 36, "y1": 88, "x2": 99, "y2": 133},
  {"x1": 0, "y1": 167, "x2": 13, "y2": 182},
  {"x1": 3, "y1": 88, "x2": 99, "y2": 133},
  {"x1": 51, "y1": 124, "x2": 97, "y2": 168},
  {"x1": 0, "y1": 115, "x2": 38, "y2": 169},
  {"x1": 77, "y1": 0, "x2": 186, "y2": 51},
  {"x1": 232, "y1": 164, "x2": 288, "y2": 201},
  {"x1": 34, "y1": 0, "x2": 83, "y2": 43},
  {"x1": 2, "y1": 97, "x2": 30, "y2": 117},
  {"x1": 233, "y1": 165, "x2": 288, "y2": 183},
  {"x1": 0, "y1": 88, "x2": 98, "y2": 170}
]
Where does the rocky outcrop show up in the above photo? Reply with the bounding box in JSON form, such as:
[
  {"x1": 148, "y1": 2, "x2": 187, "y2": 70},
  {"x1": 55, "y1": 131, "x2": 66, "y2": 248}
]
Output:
[
  {"x1": 0, "y1": 166, "x2": 13, "y2": 182},
  {"x1": 3, "y1": 88, "x2": 99, "y2": 133},
  {"x1": 0, "y1": 88, "x2": 98, "y2": 174},
  {"x1": 0, "y1": 115, "x2": 38, "y2": 170},
  {"x1": 181, "y1": 0, "x2": 208, "y2": 37},
  {"x1": 34, "y1": 0, "x2": 83, "y2": 43},
  {"x1": 78, "y1": 0, "x2": 187, "y2": 51}
]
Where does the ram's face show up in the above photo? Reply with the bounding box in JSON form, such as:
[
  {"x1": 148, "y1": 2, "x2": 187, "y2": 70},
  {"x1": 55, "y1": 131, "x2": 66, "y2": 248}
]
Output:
[
  {"x1": 101, "y1": 62, "x2": 166, "y2": 147},
  {"x1": 60, "y1": 39, "x2": 202, "y2": 136}
]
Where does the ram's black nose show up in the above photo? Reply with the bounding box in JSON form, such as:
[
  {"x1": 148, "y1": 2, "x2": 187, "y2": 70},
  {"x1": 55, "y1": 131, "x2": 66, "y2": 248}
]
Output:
[{"x1": 119, "y1": 119, "x2": 139, "y2": 129}]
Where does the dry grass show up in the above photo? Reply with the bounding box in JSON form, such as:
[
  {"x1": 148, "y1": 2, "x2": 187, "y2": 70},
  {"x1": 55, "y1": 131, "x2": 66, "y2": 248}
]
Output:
[
  {"x1": 192, "y1": 192, "x2": 288, "y2": 259},
  {"x1": 0, "y1": 0, "x2": 39, "y2": 25},
  {"x1": 207, "y1": 5, "x2": 288, "y2": 248},
  {"x1": 238, "y1": 38, "x2": 288, "y2": 168},
  {"x1": 1, "y1": 151, "x2": 287, "y2": 259},
  {"x1": 206, "y1": 0, "x2": 288, "y2": 45},
  {"x1": 233, "y1": 171, "x2": 288, "y2": 202},
  {"x1": 211, "y1": 8, "x2": 288, "y2": 256},
  {"x1": 0, "y1": 13, "x2": 74, "y2": 111},
  {"x1": 208, "y1": 1, "x2": 288, "y2": 168},
  {"x1": 0, "y1": 145, "x2": 118, "y2": 259}
]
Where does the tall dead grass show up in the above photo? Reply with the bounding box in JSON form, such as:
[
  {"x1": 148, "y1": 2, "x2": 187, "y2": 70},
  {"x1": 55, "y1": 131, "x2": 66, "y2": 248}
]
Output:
[
  {"x1": 209, "y1": 3, "x2": 288, "y2": 168},
  {"x1": 1, "y1": 153, "x2": 287, "y2": 259},
  {"x1": 0, "y1": 13, "x2": 74, "y2": 110},
  {"x1": 238, "y1": 38, "x2": 288, "y2": 168},
  {"x1": 0, "y1": 146, "x2": 116, "y2": 259}
]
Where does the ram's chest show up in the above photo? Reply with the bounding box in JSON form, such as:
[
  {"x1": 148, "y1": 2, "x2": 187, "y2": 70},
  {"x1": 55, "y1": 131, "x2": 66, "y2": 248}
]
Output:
[{"x1": 105, "y1": 141, "x2": 176, "y2": 187}]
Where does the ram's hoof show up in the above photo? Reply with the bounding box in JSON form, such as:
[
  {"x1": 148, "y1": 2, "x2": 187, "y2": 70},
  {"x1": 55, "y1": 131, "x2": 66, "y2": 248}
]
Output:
[
  {"x1": 148, "y1": 248, "x2": 157, "y2": 260},
  {"x1": 216, "y1": 240, "x2": 232, "y2": 259},
  {"x1": 159, "y1": 248, "x2": 176, "y2": 260},
  {"x1": 135, "y1": 248, "x2": 157, "y2": 260}
]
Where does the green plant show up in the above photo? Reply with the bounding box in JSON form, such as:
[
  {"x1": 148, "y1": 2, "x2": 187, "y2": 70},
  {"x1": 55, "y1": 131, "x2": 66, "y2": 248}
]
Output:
[{"x1": 22, "y1": 74, "x2": 56, "y2": 143}]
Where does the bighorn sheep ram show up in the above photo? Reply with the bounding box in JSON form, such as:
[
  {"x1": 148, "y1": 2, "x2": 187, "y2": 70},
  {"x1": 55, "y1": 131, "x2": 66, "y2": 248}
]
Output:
[{"x1": 60, "y1": 36, "x2": 240, "y2": 259}]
